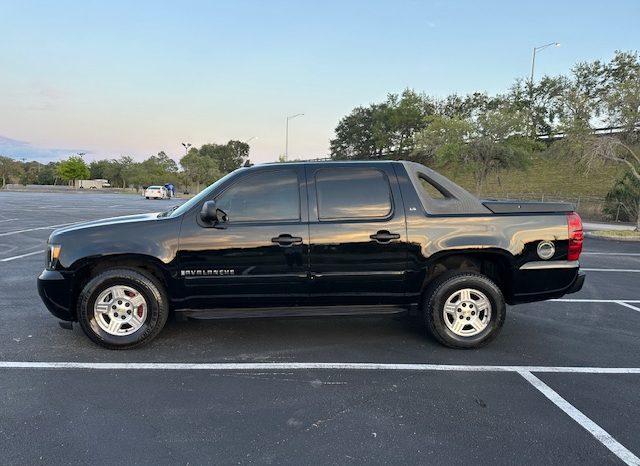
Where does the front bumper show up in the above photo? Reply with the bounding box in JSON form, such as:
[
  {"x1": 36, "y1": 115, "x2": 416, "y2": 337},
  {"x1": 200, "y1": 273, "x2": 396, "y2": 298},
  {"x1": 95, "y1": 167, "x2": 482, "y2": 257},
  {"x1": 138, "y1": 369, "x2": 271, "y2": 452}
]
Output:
[{"x1": 37, "y1": 270, "x2": 75, "y2": 321}]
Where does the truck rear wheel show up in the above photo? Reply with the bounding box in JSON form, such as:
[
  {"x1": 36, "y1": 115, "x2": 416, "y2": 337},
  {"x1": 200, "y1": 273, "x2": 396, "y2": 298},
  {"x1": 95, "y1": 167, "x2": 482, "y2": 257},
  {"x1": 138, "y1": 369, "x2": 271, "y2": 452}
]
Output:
[
  {"x1": 423, "y1": 272, "x2": 505, "y2": 349},
  {"x1": 77, "y1": 268, "x2": 169, "y2": 349}
]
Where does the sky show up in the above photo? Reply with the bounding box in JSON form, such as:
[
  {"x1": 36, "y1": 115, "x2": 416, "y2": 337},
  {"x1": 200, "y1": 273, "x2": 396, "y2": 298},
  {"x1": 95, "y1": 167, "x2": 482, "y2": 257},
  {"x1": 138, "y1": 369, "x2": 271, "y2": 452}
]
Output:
[{"x1": 1, "y1": 0, "x2": 639, "y2": 165}]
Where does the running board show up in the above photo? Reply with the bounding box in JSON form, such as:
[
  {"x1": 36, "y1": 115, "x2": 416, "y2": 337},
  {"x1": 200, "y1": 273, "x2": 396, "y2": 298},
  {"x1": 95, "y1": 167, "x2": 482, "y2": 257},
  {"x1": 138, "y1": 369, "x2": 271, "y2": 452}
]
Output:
[{"x1": 175, "y1": 305, "x2": 408, "y2": 321}]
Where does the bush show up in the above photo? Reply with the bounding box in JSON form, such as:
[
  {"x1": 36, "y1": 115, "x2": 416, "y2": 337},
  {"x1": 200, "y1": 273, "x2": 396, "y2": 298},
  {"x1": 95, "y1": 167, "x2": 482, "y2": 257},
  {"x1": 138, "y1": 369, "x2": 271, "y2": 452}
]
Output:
[{"x1": 603, "y1": 171, "x2": 640, "y2": 222}]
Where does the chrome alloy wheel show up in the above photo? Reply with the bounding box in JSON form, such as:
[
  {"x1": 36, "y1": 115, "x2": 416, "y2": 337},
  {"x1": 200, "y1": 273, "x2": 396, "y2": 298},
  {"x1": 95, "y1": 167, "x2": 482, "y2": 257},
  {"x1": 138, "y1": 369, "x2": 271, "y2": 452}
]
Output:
[
  {"x1": 94, "y1": 285, "x2": 148, "y2": 336},
  {"x1": 442, "y1": 288, "x2": 492, "y2": 337}
]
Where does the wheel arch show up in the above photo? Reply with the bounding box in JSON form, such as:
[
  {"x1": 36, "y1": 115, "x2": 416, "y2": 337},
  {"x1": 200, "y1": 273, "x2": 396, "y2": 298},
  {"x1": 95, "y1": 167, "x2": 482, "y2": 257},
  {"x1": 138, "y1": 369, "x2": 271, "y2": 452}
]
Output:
[
  {"x1": 69, "y1": 254, "x2": 173, "y2": 319},
  {"x1": 420, "y1": 249, "x2": 514, "y2": 301}
]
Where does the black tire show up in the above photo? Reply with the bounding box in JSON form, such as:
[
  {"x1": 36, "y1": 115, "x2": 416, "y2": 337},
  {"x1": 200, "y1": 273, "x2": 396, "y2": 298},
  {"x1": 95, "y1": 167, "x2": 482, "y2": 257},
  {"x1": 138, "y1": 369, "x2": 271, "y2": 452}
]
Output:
[
  {"x1": 145, "y1": 196, "x2": 149, "y2": 199},
  {"x1": 77, "y1": 268, "x2": 169, "y2": 349},
  {"x1": 423, "y1": 271, "x2": 506, "y2": 349}
]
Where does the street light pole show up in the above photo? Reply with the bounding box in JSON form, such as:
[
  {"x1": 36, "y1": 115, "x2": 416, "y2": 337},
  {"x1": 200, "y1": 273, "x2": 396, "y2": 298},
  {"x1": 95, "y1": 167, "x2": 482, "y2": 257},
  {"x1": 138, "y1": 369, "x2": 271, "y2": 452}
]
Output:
[
  {"x1": 529, "y1": 42, "x2": 560, "y2": 136},
  {"x1": 181, "y1": 142, "x2": 191, "y2": 155},
  {"x1": 530, "y1": 42, "x2": 560, "y2": 86},
  {"x1": 285, "y1": 113, "x2": 304, "y2": 161}
]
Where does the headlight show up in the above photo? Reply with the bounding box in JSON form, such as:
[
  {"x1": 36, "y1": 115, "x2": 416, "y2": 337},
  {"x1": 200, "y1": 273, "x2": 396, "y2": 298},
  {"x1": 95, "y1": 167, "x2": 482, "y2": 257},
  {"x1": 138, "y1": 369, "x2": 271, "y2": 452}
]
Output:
[{"x1": 47, "y1": 244, "x2": 61, "y2": 269}]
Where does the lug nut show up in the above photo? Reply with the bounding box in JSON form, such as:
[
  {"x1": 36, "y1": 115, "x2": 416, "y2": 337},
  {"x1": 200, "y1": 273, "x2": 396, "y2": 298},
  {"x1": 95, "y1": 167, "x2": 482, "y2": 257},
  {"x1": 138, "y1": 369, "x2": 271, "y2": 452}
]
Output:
[
  {"x1": 466, "y1": 317, "x2": 470, "y2": 321},
  {"x1": 127, "y1": 310, "x2": 131, "y2": 315},
  {"x1": 121, "y1": 315, "x2": 126, "y2": 320},
  {"x1": 125, "y1": 302, "x2": 130, "y2": 307},
  {"x1": 114, "y1": 312, "x2": 118, "y2": 317},
  {"x1": 112, "y1": 305, "x2": 116, "y2": 310},
  {"x1": 471, "y1": 311, "x2": 475, "y2": 316},
  {"x1": 118, "y1": 301, "x2": 122, "y2": 305}
]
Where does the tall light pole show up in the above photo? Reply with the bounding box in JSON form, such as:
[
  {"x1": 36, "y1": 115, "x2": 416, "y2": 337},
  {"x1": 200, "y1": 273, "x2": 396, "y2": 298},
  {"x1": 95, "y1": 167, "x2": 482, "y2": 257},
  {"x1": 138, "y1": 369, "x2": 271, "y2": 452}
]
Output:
[
  {"x1": 530, "y1": 42, "x2": 560, "y2": 86},
  {"x1": 285, "y1": 113, "x2": 304, "y2": 161},
  {"x1": 529, "y1": 42, "x2": 560, "y2": 136},
  {"x1": 245, "y1": 136, "x2": 257, "y2": 144},
  {"x1": 181, "y1": 142, "x2": 191, "y2": 155}
]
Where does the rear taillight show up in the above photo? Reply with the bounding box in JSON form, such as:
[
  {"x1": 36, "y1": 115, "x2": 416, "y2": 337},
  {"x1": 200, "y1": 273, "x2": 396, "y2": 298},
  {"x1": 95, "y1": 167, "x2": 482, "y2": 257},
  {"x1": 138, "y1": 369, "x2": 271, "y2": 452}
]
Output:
[{"x1": 567, "y1": 212, "x2": 583, "y2": 261}]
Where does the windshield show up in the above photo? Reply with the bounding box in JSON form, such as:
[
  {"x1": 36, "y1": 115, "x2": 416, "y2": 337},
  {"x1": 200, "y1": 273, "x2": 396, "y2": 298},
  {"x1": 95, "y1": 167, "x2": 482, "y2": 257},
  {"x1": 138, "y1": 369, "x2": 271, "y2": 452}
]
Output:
[{"x1": 168, "y1": 171, "x2": 238, "y2": 218}]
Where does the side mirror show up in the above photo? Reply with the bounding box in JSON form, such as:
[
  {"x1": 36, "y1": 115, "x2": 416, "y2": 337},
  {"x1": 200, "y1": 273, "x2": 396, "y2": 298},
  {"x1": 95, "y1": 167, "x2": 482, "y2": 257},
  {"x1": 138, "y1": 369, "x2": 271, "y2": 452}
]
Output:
[{"x1": 200, "y1": 200, "x2": 218, "y2": 223}]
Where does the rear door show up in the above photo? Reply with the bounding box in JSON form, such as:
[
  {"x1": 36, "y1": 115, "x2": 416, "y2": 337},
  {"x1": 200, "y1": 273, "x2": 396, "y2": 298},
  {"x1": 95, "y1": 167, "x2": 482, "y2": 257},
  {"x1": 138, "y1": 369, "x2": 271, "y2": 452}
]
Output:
[{"x1": 306, "y1": 163, "x2": 408, "y2": 303}]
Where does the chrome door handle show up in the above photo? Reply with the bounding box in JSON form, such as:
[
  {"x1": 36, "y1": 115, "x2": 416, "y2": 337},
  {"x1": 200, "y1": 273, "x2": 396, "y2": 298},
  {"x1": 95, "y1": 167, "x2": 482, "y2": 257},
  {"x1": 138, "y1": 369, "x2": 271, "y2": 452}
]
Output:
[
  {"x1": 370, "y1": 230, "x2": 400, "y2": 243},
  {"x1": 271, "y1": 234, "x2": 303, "y2": 247}
]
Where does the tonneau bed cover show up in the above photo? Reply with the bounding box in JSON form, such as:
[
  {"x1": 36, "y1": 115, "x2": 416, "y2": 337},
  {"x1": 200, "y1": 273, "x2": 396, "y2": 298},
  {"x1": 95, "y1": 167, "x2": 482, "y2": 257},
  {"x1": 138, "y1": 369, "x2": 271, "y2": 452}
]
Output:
[{"x1": 482, "y1": 200, "x2": 575, "y2": 214}]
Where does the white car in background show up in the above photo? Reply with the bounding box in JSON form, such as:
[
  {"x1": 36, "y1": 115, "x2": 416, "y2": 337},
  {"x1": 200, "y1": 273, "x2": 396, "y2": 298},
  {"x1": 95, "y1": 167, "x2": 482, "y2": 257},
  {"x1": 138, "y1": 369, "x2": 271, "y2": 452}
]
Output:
[{"x1": 144, "y1": 186, "x2": 167, "y2": 199}]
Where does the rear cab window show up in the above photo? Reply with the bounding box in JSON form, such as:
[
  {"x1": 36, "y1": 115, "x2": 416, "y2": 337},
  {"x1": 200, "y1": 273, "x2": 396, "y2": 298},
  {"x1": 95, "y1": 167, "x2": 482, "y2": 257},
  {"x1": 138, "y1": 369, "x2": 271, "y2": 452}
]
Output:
[{"x1": 314, "y1": 167, "x2": 393, "y2": 220}]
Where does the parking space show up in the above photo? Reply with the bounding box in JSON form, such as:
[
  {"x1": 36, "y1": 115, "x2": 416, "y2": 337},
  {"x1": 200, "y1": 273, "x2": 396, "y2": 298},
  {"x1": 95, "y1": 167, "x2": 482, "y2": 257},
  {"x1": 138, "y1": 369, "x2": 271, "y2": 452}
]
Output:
[{"x1": 0, "y1": 191, "x2": 639, "y2": 465}]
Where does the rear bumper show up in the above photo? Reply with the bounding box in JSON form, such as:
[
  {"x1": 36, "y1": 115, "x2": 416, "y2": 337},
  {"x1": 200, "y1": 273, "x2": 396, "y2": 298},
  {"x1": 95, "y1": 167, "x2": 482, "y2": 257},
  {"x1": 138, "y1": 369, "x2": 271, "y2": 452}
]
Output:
[
  {"x1": 508, "y1": 262, "x2": 585, "y2": 305},
  {"x1": 37, "y1": 270, "x2": 75, "y2": 321},
  {"x1": 566, "y1": 271, "x2": 585, "y2": 295}
]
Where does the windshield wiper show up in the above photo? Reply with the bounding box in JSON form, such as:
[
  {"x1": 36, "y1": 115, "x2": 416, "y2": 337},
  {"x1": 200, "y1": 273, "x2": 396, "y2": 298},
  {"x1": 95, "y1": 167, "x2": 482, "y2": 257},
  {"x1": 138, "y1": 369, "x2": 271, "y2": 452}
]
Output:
[{"x1": 158, "y1": 205, "x2": 179, "y2": 218}]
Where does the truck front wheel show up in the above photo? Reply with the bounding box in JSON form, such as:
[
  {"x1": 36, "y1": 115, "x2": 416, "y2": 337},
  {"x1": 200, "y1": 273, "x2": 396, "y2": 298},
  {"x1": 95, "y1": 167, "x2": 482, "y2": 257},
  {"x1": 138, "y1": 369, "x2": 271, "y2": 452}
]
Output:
[
  {"x1": 77, "y1": 268, "x2": 169, "y2": 349},
  {"x1": 423, "y1": 272, "x2": 505, "y2": 349}
]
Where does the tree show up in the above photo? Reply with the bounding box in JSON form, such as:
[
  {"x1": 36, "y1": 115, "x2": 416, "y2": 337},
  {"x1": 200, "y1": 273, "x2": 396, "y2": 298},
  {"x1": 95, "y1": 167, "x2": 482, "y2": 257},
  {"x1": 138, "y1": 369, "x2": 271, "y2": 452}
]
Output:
[
  {"x1": 601, "y1": 51, "x2": 640, "y2": 142},
  {"x1": 20, "y1": 161, "x2": 40, "y2": 185},
  {"x1": 413, "y1": 103, "x2": 536, "y2": 193},
  {"x1": 89, "y1": 159, "x2": 113, "y2": 180},
  {"x1": 180, "y1": 149, "x2": 222, "y2": 192},
  {"x1": 57, "y1": 155, "x2": 90, "y2": 186},
  {"x1": 198, "y1": 141, "x2": 247, "y2": 173},
  {"x1": 581, "y1": 136, "x2": 640, "y2": 229},
  {"x1": 604, "y1": 171, "x2": 640, "y2": 223},
  {"x1": 37, "y1": 162, "x2": 59, "y2": 185},
  {"x1": 0, "y1": 155, "x2": 22, "y2": 188},
  {"x1": 330, "y1": 89, "x2": 435, "y2": 160}
]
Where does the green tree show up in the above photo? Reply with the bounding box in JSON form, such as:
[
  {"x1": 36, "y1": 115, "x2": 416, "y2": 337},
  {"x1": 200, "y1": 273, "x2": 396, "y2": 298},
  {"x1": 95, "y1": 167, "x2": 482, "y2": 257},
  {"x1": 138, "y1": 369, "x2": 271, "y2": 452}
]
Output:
[
  {"x1": 0, "y1": 155, "x2": 23, "y2": 188},
  {"x1": 604, "y1": 171, "x2": 640, "y2": 223},
  {"x1": 89, "y1": 159, "x2": 113, "y2": 180},
  {"x1": 414, "y1": 103, "x2": 536, "y2": 193},
  {"x1": 581, "y1": 136, "x2": 640, "y2": 229},
  {"x1": 37, "y1": 162, "x2": 59, "y2": 185},
  {"x1": 199, "y1": 141, "x2": 247, "y2": 173},
  {"x1": 601, "y1": 51, "x2": 640, "y2": 141},
  {"x1": 180, "y1": 149, "x2": 222, "y2": 192},
  {"x1": 20, "y1": 161, "x2": 40, "y2": 185},
  {"x1": 330, "y1": 89, "x2": 435, "y2": 160},
  {"x1": 57, "y1": 155, "x2": 90, "y2": 186}
]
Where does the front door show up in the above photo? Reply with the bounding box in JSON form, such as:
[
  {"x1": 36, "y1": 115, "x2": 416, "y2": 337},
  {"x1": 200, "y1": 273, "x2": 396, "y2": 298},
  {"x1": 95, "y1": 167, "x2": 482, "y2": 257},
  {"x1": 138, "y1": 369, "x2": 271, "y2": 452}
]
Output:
[
  {"x1": 306, "y1": 163, "x2": 408, "y2": 304},
  {"x1": 178, "y1": 166, "x2": 309, "y2": 307}
]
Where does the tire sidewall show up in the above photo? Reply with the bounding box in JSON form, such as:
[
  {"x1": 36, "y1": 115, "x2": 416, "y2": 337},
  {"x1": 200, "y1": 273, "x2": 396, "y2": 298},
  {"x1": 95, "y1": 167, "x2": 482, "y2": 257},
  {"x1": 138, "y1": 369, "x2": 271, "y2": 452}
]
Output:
[
  {"x1": 78, "y1": 270, "x2": 165, "y2": 348},
  {"x1": 427, "y1": 273, "x2": 505, "y2": 348}
]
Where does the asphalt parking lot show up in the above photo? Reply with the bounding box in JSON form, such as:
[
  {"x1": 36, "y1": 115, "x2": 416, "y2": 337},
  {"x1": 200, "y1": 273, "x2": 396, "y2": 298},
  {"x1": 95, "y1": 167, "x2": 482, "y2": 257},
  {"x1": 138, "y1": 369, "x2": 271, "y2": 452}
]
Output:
[{"x1": 0, "y1": 191, "x2": 639, "y2": 465}]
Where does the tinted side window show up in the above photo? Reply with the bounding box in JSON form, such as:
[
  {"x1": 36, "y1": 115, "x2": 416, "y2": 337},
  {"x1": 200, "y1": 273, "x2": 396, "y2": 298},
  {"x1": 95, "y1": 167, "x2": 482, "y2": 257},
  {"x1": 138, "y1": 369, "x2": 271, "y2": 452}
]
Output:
[
  {"x1": 216, "y1": 170, "x2": 300, "y2": 222},
  {"x1": 315, "y1": 168, "x2": 392, "y2": 220}
]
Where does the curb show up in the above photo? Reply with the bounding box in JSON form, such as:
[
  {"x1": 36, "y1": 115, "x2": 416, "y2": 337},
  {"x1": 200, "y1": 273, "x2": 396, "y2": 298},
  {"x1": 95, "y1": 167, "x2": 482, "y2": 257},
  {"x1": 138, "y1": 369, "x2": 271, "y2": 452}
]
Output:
[{"x1": 585, "y1": 232, "x2": 640, "y2": 242}]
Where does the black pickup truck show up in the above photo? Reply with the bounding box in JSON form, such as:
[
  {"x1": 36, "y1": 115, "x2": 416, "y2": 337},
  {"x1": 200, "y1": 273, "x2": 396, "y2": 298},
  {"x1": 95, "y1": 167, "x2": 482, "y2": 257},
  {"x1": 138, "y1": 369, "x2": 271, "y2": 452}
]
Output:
[{"x1": 38, "y1": 161, "x2": 585, "y2": 349}]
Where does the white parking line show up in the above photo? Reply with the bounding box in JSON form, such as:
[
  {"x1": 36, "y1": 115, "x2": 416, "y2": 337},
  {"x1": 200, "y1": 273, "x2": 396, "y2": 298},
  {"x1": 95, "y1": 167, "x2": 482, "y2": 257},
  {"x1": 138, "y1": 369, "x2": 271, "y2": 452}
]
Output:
[
  {"x1": 552, "y1": 299, "x2": 640, "y2": 303},
  {"x1": 0, "y1": 361, "x2": 639, "y2": 373},
  {"x1": 520, "y1": 371, "x2": 640, "y2": 466},
  {"x1": 0, "y1": 250, "x2": 42, "y2": 262},
  {"x1": 582, "y1": 253, "x2": 640, "y2": 256},
  {"x1": 0, "y1": 222, "x2": 78, "y2": 237},
  {"x1": 581, "y1": 268, "x2": 640, "y2": 273},
  {"x1": 616, "y1": 301, "x2": 640, "y2": 313}
]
